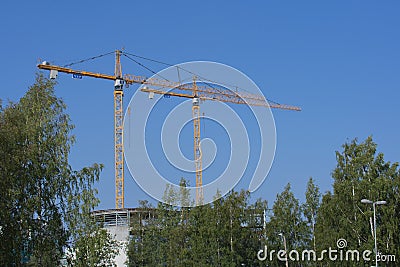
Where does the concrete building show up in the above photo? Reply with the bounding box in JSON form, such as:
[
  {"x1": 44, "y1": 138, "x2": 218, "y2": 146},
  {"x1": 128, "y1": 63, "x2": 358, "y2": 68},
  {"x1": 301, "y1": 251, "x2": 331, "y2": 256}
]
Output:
[{"x1": 93, "y1": 208, "x2": 155, "y2": 266}]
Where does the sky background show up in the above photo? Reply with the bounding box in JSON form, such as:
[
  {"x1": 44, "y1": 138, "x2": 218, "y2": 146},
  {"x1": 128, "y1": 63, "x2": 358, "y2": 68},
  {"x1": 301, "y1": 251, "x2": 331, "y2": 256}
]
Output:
[{"x1": 1, "y1": 1, "x2": 399, "y2": 210}]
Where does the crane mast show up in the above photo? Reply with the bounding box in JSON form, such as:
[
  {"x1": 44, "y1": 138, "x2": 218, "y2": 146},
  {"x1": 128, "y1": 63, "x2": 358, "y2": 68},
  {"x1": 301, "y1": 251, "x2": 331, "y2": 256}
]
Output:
[
  {"x1": 38, "y1": 50, "x2": 126, "y2": 209},
  {"x1": 192, "y1": 78, "x2": 203, "y2": 205},
  {"x1": 114, "y1": 51, "x2": 124, "y2": 209}
]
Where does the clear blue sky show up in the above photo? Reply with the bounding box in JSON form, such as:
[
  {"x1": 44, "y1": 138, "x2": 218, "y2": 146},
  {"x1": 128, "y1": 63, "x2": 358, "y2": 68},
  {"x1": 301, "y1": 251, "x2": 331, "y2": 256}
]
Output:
[{"x1": 1, "y1": 1, "x2": 399, "y2": 209}]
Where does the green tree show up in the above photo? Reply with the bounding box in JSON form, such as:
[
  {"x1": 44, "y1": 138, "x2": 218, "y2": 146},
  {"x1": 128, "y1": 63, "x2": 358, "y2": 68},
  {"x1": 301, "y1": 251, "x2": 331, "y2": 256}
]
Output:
[
  {"x1": 315, "y1": 137, "x2": 400, "y2": 266},
  {"x1": 314, "y1": 191, "x2": 339, "y2": 263},
  {"x1": 128, "y1": 178, "x2": 193, "y2": 267},
  {"x1": 160, "y1": 178, "x2": 192, "y2": 266},
  {"x1": 302, "y1": 177, "x2": 321, "y2": 252},
  {"x1": 186, "y1": 203, "x2": 214, "y2": 266},
  {"x1": 0, "y1": 74, "x2": 117, "y2": 266},
  {"x1": 127, "y1": 188, "x2": 266, "y2": 266},
  {"x1": 65, "y1": 166, "x2": 119, "y2": 267},
  {"x1": 0, "y1": 74, "x2": 73, "y2": 265},
  {"x1": 127, "y1": 200, "x2": 163, "y2": 266},
  {"x1": 265, "y1": 183, "x2": 307, "y2": 266}
]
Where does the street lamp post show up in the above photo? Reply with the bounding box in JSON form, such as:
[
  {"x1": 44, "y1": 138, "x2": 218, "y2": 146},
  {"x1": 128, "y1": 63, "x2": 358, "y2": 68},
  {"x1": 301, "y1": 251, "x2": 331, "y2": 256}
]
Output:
[
  {"x1": 278, "y1": 233, "x2": 289, "y2": 267},
  {"x1": 361, "y1": 199, "x2": 387, "y2": 267}
]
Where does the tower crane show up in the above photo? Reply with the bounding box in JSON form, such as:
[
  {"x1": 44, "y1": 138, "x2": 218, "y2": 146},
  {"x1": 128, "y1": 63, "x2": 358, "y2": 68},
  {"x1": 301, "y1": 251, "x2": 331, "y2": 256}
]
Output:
[{"x1": 38, "y1": 50, "x2": 301, "y2": 207}]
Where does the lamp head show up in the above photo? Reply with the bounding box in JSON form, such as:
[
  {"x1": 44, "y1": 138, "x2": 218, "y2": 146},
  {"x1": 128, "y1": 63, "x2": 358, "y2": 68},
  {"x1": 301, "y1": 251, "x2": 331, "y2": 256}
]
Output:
[{"x1": 361, "y1": 199, "x2": 373, "y2": 204}]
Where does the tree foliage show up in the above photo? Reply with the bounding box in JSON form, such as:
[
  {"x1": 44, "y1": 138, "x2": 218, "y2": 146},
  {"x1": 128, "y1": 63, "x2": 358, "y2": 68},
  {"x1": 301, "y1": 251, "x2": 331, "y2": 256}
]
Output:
[
  {"x1": 127, "y1": 137, "x2": 399, "y2": 266},
  {"x1": 302, "y1": 177, "x2": 321, "y2": 251},
  {"x1": 264, "y1": 183, "x2": 308, "y2": 266},
  {"x1": 0, "y1": 74, "x2": 117, "y2": 266},
  {"x1": 127, "y1": 186, "x2": 267, "y2": 267},
  {"x1": 315, "y1": 137, "x2": 400, "y2": 266}
]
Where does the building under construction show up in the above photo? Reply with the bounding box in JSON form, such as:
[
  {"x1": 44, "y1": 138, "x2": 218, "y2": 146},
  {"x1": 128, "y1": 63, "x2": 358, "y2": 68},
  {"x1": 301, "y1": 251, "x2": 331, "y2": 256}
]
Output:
[{"x1": 92, "y1": 208, "x2": 156, "y2": 266}]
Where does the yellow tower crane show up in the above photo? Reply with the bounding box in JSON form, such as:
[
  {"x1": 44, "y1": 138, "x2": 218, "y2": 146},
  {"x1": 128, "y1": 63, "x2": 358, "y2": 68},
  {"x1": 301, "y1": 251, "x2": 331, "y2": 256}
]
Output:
[
  {"x1": 38, "y1": 50, "x2": 301, "y2": 207},
  {"x1": 135, "y1": 75, "x2": 301, "y2": 205}
]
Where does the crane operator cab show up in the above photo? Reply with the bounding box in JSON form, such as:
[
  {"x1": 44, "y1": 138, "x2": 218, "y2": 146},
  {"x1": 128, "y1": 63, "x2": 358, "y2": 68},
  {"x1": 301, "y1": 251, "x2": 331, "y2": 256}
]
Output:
[
  {"x1": 41, "y1": 61, "x2": 59, "y2": 80},
  {"x1": 114, "y1": 79, "x2": 124, "y2": 91},
  {"x1": 192, "y1": 97, "x2": 200, "y2": 106}
]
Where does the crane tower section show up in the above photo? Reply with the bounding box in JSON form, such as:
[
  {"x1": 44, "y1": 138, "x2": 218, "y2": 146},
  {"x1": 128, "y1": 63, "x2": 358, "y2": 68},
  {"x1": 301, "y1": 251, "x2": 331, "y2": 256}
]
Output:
[{"x1": 114, "y1": 51, "x2": 124, "y2": 209}]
